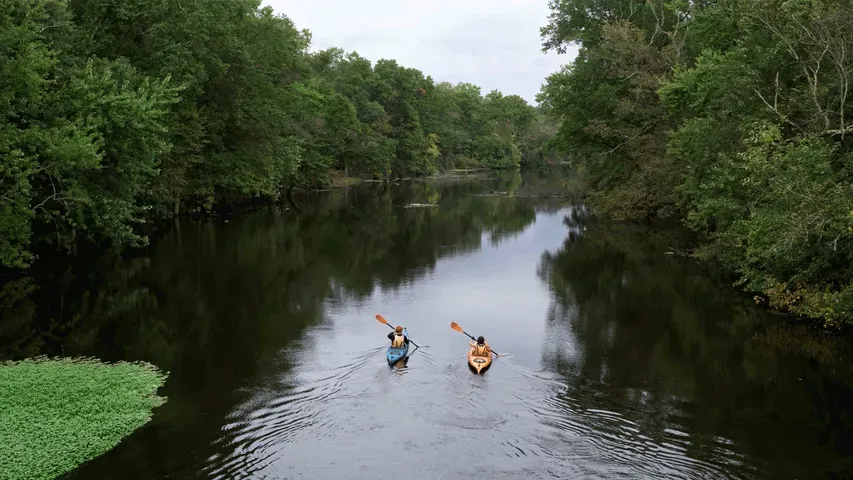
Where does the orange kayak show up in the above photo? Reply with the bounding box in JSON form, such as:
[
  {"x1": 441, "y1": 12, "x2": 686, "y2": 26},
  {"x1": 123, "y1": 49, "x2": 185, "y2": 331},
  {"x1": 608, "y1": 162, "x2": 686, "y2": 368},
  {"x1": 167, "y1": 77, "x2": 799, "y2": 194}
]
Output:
[{"x1": 468, "y1": 347, "x2": 493, "y2": 374}]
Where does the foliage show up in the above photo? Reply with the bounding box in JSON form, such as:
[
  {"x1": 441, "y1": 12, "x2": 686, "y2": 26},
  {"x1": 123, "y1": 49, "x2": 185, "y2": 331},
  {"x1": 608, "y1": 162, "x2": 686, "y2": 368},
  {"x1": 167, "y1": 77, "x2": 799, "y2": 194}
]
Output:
[
  {"x1": 0, "y1": 0, "x2": 560, "y2": 270},
  {"x1": 539, "y1": 0, "x2": 853, "y2": 326},
  {"x1": 0, "y1": 356, "x2": 167, "y2": 480}
]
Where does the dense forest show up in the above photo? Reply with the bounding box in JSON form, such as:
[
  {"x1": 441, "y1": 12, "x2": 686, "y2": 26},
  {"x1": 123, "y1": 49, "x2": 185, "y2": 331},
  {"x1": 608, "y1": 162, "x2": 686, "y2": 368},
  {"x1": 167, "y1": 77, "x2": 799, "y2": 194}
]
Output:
[
  {"x1": 0, "y1": 0, "x2": 559, "y2": 270},
  {"x1": 539, "y1": 0, "x2": 853, "y2": 326}
]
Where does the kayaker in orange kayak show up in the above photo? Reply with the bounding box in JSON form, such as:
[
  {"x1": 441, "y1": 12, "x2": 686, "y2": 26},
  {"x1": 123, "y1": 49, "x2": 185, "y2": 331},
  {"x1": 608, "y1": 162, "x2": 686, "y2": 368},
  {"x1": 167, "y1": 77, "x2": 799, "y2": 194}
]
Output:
[
  {"x1": 387, "y1": 325, "x2": 409, "y2": 348},
  {"x1": 469, "y1": 336, "x2": 491, "y2": 356}
]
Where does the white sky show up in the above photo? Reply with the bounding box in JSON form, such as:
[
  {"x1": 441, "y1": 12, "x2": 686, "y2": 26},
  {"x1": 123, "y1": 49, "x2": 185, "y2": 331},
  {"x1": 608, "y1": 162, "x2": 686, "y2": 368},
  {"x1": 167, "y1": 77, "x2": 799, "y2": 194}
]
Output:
[{"x1": 262, "y1": 0, "x2": 580, "y2": 105}]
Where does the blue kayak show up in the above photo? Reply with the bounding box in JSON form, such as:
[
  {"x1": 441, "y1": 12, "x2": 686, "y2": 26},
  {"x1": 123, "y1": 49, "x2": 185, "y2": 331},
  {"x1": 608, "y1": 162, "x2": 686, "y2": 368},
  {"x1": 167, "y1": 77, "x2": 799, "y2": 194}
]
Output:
[{"x1": 386, "y1": 328, "x2": 409, "y2": 365}]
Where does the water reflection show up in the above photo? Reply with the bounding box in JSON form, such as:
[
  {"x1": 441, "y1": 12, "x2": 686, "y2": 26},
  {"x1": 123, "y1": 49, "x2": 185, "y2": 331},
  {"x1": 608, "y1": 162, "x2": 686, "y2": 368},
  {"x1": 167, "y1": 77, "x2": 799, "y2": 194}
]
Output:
[
  {"x1": 0, "y1": 178, "x2": 539, "y2": 362},
  {"x1": 2, "y1": 176, "x2": 552, "y2": 479},
  {"x1": 1, "y1": 169, "x2": 852, "y2": 480},
  {"x1": 536, "y1": 209, "x2": 853, "y2": 479}
]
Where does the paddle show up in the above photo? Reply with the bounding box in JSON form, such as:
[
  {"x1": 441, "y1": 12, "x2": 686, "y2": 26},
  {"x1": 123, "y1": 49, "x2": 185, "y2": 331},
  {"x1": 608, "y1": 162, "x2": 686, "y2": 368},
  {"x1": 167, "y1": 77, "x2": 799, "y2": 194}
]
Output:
[
  {"x1": 450, "y1": 321, "x2": 500, "y2": 357},
  {"x1": 375, "y1": 314, "x2": 420, "y2": 349}
]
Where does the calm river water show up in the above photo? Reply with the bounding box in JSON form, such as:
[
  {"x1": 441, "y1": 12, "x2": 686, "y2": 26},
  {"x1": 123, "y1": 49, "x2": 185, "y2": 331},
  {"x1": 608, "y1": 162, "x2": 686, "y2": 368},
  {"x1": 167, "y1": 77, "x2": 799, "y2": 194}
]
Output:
[{"x1": 2, "y1": 172, "x2": 853, "y2": 479}]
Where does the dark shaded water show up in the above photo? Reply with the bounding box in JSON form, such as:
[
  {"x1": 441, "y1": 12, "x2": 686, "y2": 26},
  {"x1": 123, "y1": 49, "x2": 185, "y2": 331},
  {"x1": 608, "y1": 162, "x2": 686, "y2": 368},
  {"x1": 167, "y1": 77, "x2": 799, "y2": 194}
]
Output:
[{"x1": 3, "y1": 172, "x2": 853, "y2": 479}]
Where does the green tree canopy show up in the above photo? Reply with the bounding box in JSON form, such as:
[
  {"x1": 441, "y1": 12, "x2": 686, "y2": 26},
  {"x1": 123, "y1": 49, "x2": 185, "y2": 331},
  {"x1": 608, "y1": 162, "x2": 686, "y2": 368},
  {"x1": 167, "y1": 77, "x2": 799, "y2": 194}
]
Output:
[
  {"x1": 539, "y1": 0, "x2": 853, "y2": 326},
  {"x1": 0, "y1": 0, "x2": 560, "y2": 270}
]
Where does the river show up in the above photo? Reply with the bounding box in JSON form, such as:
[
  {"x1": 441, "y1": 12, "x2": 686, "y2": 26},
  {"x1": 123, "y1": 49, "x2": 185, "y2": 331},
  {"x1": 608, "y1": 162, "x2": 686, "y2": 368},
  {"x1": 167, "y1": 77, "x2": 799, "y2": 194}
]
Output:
[{"x1": 2, "y1": 171, "x2": 853, "y2": 479}]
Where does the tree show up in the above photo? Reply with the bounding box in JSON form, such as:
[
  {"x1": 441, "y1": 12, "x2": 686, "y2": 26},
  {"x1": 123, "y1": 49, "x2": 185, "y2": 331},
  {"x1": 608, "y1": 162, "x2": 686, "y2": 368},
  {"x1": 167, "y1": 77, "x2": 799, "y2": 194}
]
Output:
[
  {"x1": 0, "y1": 0, "x2": 561, "y2": 269},
  {"x1": 539, "y1": 0, "x2": 853, "y2": 326}
]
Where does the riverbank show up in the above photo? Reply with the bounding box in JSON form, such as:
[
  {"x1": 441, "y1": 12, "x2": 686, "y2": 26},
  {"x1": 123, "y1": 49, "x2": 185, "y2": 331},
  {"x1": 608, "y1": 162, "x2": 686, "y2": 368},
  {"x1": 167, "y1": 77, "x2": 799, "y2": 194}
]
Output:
[
  {"x1": 0, "y1": 357, "x2": 167, "y2": 480},
  {"x1": 326, "y1": 168, "x2": 495, "y2": 188},
  {"x1": 328, "y1": 166, "x2": 586, "y2": 197}
]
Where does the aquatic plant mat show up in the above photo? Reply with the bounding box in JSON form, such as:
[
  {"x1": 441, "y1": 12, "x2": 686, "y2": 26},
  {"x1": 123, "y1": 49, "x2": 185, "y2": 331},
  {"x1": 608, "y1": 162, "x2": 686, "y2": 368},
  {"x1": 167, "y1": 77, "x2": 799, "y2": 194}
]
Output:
[{"x1": 0, "y1": 357, "x2": 168, "y2": 480}]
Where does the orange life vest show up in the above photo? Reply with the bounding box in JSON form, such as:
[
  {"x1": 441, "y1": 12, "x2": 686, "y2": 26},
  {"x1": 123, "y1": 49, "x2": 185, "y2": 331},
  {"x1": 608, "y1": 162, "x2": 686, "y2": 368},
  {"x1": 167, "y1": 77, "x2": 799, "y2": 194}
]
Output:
[
  {"x1": 391, "y1": 333, "x2": 406, "y2": 348},
  {"x1": 473, "y1": 343, "x2": 489, "y2": 356}
]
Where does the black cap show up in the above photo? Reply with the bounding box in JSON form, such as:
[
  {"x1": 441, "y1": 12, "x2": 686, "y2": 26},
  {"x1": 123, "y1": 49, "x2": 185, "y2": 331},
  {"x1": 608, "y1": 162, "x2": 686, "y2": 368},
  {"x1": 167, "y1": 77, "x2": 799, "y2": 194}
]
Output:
[{"x1": 477, "y1": 336, "x2": 485, "y2": 344}]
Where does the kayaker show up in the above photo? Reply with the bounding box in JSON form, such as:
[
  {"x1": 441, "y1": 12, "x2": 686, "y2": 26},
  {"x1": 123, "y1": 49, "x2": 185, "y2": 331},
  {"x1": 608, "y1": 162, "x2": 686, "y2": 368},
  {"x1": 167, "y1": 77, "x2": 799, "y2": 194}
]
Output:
[
  {"x1": 469, "y1": 336, "x2": 491, "y2": 356},
  {"x1": 387, "y1": 326, "x2": 409, "y2": 348}
]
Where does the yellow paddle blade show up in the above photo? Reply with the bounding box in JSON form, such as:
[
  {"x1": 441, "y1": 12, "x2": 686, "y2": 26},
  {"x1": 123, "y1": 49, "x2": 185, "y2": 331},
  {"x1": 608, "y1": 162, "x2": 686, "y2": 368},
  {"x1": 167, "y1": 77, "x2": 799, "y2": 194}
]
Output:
[
  {"x1": 450, "y1": 322, "x2": 463, "y2": 332},
  {"x1": 375, "y1": 314, "x2": 389, "y2": 325}
]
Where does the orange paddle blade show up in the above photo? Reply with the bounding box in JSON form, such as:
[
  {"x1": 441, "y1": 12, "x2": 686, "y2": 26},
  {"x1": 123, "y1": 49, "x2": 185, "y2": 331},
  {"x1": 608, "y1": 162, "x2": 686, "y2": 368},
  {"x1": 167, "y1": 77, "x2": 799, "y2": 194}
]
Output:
[
  {"x1": 375, "y1": 314, "x2": 389, "y2": 325},
  {"x1": 450, "y1": 322, "x2": 463, "y2": 332}
]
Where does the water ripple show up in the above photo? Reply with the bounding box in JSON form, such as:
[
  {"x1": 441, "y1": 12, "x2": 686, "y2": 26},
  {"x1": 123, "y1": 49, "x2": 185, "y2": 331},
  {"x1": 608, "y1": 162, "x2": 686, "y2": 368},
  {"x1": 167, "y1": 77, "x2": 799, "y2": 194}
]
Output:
[
  {"x1": 201, "y1": 344, "x2": 382, "y2": 478},
  {"x1": 519, "y1": 372, "x2": 750, "y2": 480},
  {"x1": 200, "y1": 335, "x2": 755, "y2": 480}
]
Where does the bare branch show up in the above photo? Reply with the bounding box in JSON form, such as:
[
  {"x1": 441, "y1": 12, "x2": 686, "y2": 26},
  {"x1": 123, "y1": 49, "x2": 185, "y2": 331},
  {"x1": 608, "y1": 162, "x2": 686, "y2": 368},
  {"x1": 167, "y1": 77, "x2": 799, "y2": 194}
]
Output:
[{"x1": 753, "y1": 87, "x2": 807, "y2": 134}]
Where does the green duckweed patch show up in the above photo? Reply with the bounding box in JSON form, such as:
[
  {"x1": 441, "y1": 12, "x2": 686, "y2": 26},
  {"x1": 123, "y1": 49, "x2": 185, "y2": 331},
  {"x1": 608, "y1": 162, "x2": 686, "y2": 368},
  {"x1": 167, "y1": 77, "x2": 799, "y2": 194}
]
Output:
[{"x1": 0, "y1": 356, "x2": 168, "y2": 480}]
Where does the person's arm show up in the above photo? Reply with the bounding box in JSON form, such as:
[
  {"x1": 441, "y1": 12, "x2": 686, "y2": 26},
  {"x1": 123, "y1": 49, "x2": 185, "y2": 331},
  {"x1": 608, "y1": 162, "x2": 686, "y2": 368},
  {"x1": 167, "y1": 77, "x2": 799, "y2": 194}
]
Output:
[
  {"x1": 469, "y1": 340, "x2": 476, "y2": 347},
  {"x1": 387, "y1": 332, "x2": 395, "y2": 341},
  {"x1": 404, "y1": 337, "x2": 410, "y2": 345}
]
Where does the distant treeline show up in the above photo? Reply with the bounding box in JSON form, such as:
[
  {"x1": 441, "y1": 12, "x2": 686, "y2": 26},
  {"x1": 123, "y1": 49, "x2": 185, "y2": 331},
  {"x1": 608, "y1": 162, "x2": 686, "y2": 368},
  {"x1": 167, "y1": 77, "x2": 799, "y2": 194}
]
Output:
[
  {"x1": 0, "y1": 0, "x2": 560, "y2": 269},
  {"x1": 539, "y1": 0, "x2": 853, "y2": 326}
]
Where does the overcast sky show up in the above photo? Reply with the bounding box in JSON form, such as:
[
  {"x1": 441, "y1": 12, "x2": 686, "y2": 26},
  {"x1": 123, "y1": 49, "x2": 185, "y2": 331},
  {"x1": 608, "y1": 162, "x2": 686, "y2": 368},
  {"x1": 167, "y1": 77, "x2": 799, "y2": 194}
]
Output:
[{"x1": 262, "y1": 0, "x2": 579, "y2": 105}]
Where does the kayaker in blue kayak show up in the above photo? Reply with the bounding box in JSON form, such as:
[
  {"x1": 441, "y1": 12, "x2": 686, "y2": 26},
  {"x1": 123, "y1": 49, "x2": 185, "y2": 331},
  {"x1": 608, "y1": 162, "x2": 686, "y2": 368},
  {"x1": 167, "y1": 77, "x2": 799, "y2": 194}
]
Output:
[{"x1": 387, "y1": 325, "x2": 409, "y2": 348}]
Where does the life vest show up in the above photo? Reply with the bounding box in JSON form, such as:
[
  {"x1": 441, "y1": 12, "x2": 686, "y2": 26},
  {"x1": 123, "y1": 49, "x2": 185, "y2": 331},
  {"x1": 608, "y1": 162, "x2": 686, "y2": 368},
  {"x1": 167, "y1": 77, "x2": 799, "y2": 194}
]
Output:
[
  {"x1": 474, "y1": 343, "x2": 488, "y2": 356},
  {"x1": 391, "y1": 333, "x2": 406, "y2": 348}
]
